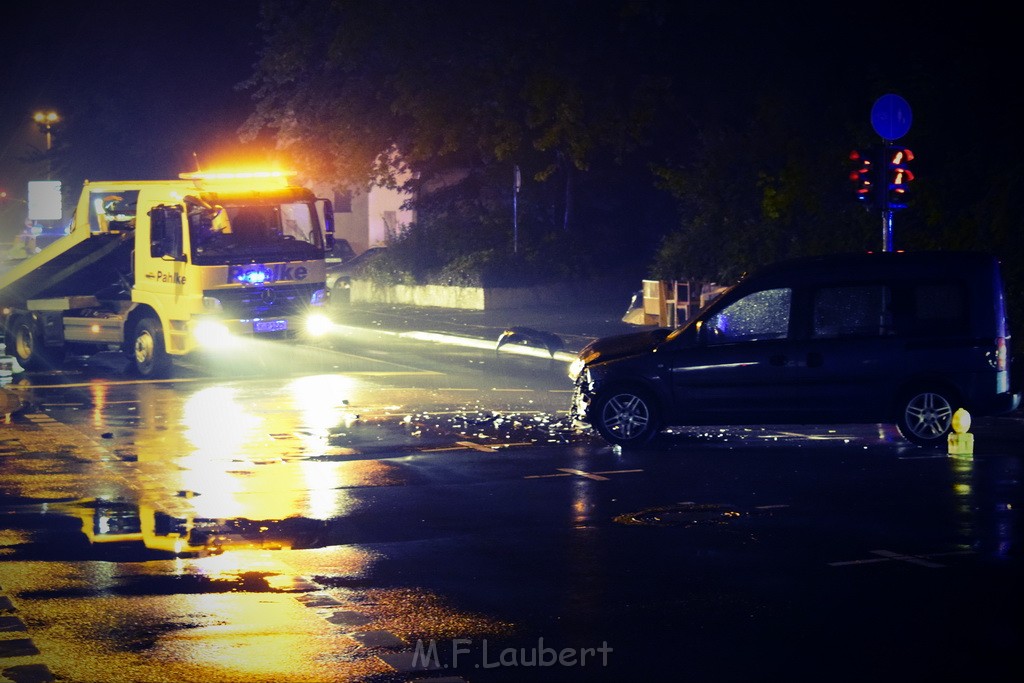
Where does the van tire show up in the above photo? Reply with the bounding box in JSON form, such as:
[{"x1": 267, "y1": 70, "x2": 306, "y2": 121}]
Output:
[
  {"x1": 592, "y1": 386, "x2": 661, "y2": 448},
  {"x1": 6, "y1": 314, "x2": 63, "y2": 370},
  {"x1": 130, "y1": 316, "x2": 172, "y2": 378},
  {"x1": 896, "y1": 387, "x2": 956, "y2": 447}
]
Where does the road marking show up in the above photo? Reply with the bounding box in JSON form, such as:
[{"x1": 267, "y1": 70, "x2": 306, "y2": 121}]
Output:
[
  {"x1": 420, "y1": 441, "x2": 533, "y2": 453},
  {"x1": 525, "y1": 468, "x2": 643, "y2": 481},
  {"x1": 828, "y1": 548, "x2": 975, "y2": 568},
  {"x1": 760, "y1": 430, "x2": 856, "y2": 441}
]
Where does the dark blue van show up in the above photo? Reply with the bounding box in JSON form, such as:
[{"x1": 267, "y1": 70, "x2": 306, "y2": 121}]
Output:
[{"x1": 569, "y1": 251, "x2": 1020, "y2": 448}]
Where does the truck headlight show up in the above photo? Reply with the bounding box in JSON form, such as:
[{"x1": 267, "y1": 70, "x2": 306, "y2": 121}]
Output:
[
  {"x1": 194, "y1": 319, "x2": 232, "y2": 348},
  {"x1": 305, "y1": 312, "x2": 332, "y2": 337}
]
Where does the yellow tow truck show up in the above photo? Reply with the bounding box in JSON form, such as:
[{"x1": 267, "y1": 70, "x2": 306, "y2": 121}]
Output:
[{"x1": 0, "y1": 171, "x2": 336, "y2": 377}]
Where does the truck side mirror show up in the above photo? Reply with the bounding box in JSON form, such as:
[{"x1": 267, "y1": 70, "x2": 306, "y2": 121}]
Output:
[{"x1": 316, "y1": 198, "x2": 335, "y2": 251}]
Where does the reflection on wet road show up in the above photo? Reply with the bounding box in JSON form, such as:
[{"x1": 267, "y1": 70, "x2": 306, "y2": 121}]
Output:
[{"x1": 0, "y1": 335, "x2": 1021, "y2": 683}]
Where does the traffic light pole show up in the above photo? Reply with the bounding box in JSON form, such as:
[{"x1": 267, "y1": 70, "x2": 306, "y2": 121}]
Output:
[
  {"x1": 867, "y1": 94, "x2": 912, "y2": 253},
  {"x1": 881, "y1": 140, "x2": 892, "y2": 252},
  {"x1": 882, "y1": 207, "x2": 893, "y2": 252}
]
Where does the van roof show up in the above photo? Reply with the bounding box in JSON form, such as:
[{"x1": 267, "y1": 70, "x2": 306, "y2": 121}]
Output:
[{"x1": 745, "y1": 250, "x2": 1001, "y2": 287}]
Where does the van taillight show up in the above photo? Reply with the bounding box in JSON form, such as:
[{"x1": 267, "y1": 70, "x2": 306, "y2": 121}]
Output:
[{"x1": 996, "y1": 337, "x2": 1008, "y2": 372}]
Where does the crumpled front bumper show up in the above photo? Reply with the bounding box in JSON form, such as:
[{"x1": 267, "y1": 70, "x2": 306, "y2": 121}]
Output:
[{"x1": 569, "y1": 374, "x2": 594, "y2": 428}]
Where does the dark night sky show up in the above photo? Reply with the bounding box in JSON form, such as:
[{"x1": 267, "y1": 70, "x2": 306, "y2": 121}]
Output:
[
  {"x1": 1, "y1": 0, "x2": 266, "y2": 230},
  {"x1": 1, "y1": 1, "x2": 1016, "y2": 240}
]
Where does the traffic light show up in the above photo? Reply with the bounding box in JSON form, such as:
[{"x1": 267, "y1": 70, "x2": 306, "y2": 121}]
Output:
[
  {"x1": 886, "y1": 145, "x2": 914, "y2": 210},
  {"x1": 848, "y1": 149, "x2": 877, "y2": 208}
]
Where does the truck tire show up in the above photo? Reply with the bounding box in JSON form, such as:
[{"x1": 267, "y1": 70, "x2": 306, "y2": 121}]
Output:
[
  {"x1": 5, "y1": 314, "x2": 63, "y2": 371},
  {"x1": 130, "y1": 316, "x2": 172, "y2": 378}
]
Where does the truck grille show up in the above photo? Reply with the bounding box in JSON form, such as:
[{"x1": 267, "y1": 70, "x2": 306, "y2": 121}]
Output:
[{"x1": 205, "y1": 283, "x2": 318, "y2": 319}]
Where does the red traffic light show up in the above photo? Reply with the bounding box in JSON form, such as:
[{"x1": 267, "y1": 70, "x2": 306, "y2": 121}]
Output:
[
  {"x1": 886, "y1": 146, "x2": 914, "y2": 209},
  {"x1": 849, "y1": 149, "x2": 876, "y2": 205}
]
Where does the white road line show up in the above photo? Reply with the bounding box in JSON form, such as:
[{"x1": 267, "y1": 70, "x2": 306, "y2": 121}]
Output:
[
  {"x1": 829, "y1": 548, "x2": 975, "y2": 568},
  {"x1": 525, "y1": 468, "x2": 643, "y2": 481}
]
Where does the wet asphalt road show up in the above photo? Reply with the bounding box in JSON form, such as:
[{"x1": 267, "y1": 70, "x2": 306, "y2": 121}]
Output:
[{"x1": 0, "y1": 325, "x2": 1021, "y2": 683}]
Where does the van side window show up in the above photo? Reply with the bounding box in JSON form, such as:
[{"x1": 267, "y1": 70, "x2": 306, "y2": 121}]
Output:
[
  {"x1": 812, "y1": 285, "x2": 891, "y2": 338},
  {"x1": 905, "y1": 283, "x2": 966, "y2": 336},
  {"x1": 705, "y1": 288, "x2": 791, "y2": 344}
]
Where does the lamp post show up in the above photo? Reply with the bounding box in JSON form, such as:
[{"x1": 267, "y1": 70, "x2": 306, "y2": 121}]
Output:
[{"x1": 32, "y1": 110, "x2": 61, "y2": 178}]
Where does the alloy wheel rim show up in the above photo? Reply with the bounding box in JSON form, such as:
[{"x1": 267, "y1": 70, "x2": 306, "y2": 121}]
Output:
[
  {"x1": 604, "y1": 394, "x2": 649, "y2": 439},
  {"x1": 905, "y1": 392, "x2": 953, "y2": 439}
]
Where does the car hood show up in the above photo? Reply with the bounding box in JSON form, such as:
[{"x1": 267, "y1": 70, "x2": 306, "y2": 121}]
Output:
[{"x1": 578, "y1": 328, "x2": 672, "y2": 364}]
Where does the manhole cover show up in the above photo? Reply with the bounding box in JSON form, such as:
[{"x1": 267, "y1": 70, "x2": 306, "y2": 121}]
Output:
[{"x1": 614, "y1": 502, "x2": 744, "y2": 527}]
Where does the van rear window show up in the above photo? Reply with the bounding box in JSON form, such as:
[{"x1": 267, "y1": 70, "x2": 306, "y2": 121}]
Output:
[
  {"x1": 907, "y1": 283, "x2": 967, "y2": 335},
  {"x1": 812, "y1": 285, "x2": 889, "y2": 338},
  {"x1": 812, "y1": 281, "x2": 968, "y2": 339}
]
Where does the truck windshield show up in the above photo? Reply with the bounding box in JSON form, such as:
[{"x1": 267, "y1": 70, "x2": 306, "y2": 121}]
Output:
[{"x1": 187, "y1": 201, "x2": 324, "y2": 265}]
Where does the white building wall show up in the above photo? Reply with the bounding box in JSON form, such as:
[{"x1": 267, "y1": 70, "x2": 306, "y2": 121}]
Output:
[
  {"x1": 312, "y1": 183, "x2": 413, "y2": 256},
  {"x1": 366, "y1": 185, "x2": 414, "y2": 248}
]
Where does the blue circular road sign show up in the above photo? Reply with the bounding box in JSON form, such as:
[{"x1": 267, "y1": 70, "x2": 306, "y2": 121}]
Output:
[{"x1": 871, "y1": 94, "x2": 912, "y2": 141}]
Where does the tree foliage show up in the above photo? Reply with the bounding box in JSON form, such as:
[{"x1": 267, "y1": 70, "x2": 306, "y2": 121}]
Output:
[
  {"x1": 242, "y1": 0, "x2": 680, "y2": 277},
  {"x1": 242, "y1": 0, "x2": 1022, "y2": 340}
]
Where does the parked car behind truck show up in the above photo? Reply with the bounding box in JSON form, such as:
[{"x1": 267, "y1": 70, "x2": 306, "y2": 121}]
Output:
[
  {"x1": 325, "y1": 245, "x2": 387, "y2": 303},
  {"x1": 569, "y1": 251, "x2": 1019, "y2": 448}
]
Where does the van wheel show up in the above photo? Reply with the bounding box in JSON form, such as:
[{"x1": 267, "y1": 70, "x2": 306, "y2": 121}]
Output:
[
  {"x1": 6, "y1": 315, "x2": 63, "y2": 370},
  {"x1": 130, "y1": 316, "x2": 172, "y2": 378},
  {"x1": 592, "y1": 386, "x2": 661, "y2": 448},
  {"x1": 896, "y1": 388, "x2": 956, "y2": 447}
]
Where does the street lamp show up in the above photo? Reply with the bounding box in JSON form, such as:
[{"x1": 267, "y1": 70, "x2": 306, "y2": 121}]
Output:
[
  {"x1": 32, "y1": 110, "x2": 61, "y2": 179},
  {"x1": 33, "y1": 110, "x2": 60, "y2": 150}
]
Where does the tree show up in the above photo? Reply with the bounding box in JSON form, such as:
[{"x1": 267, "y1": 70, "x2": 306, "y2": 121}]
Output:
[
  {"x1": 649, "y1": 89, "x2": 877, "y2": 284},
  {"x1": 241, "y1": 0, "x2": 679, "y2": 276}
]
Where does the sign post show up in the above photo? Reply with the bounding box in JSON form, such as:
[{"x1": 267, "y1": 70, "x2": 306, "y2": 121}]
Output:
[
  {"x1": 870, "y1": 94, "x2": 912, "y2": 252},
  {"x1": 513, "y1": 165, "x2": 521, "y2": 254}
]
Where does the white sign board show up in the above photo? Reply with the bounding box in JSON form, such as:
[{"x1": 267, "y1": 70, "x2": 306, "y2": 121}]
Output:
[{"x1": 28, "y1": 181, "x2": 62, "y2": 221}]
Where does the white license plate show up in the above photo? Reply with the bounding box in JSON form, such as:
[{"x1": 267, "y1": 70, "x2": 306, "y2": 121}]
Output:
[{"x1": 254, "y1": 319, "x2": 288, "y2": 333}]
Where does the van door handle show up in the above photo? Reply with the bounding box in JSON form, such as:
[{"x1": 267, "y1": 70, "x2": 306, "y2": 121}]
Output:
[{"x1": 807, "y1": 352, "x2": 823, "y2": 368}]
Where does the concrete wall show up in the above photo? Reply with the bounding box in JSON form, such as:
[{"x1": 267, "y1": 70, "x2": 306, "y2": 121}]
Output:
[{"x1": 349, "y1": 279, "x2": 620, "y2": 311}]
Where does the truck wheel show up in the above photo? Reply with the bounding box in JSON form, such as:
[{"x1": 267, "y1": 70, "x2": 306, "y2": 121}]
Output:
[
  {"x1": 131, "y1": 316, "x2": 172, "y2": 378},
  {"x1": 6, "y1": 315, "x2": 62, "y2": 370}
]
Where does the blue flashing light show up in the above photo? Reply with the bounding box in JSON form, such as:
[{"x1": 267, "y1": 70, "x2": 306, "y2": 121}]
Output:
[{"x1": 233, "y1": 266, "x2": 273, "y2": 285}]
